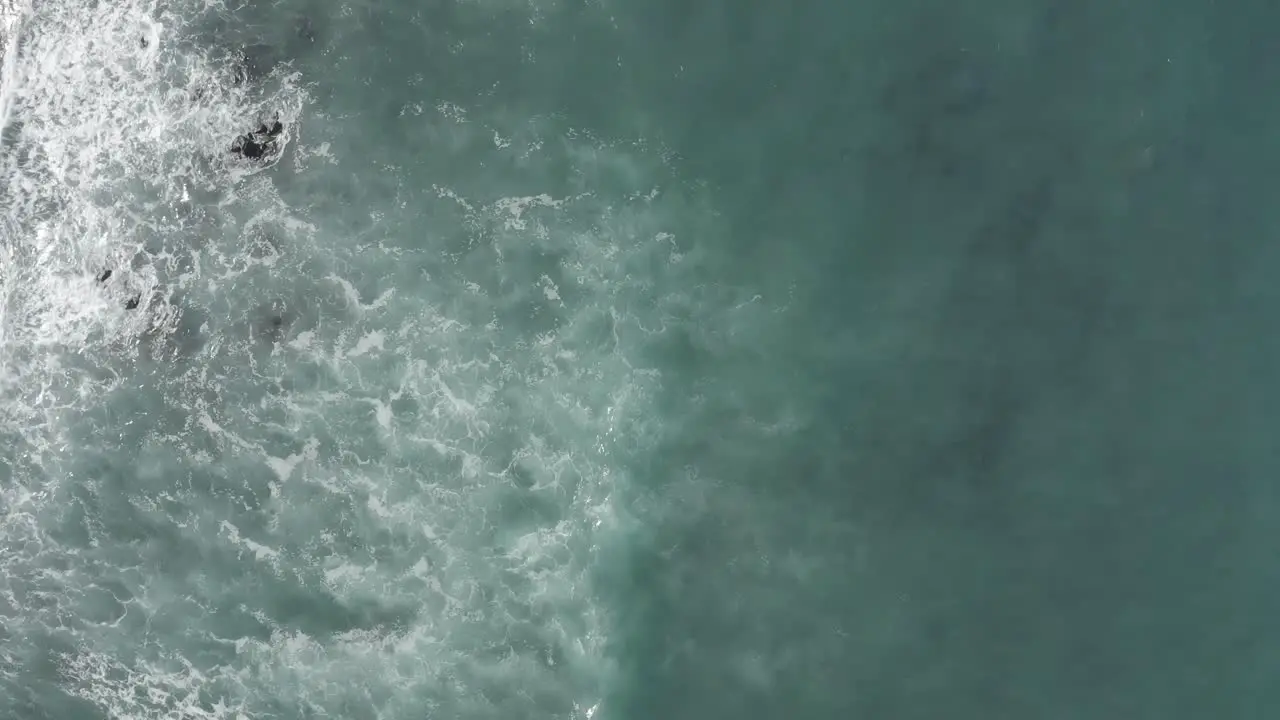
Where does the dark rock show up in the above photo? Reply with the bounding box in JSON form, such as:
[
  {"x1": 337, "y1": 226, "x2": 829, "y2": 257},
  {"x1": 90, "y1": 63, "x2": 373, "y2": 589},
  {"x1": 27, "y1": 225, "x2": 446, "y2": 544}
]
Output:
[
  {"x1": 231, "y1": 134, "x2": 270, "y2": 159},
  {"x1": 230, "y1": 118, "x2": 285, "y2": 160},
  {"x1": 95, "y1": 269, "x2": 112, "y2": 283},
  {"x1": 124, "y1": 295, "x2": 140, "y2": 310}
]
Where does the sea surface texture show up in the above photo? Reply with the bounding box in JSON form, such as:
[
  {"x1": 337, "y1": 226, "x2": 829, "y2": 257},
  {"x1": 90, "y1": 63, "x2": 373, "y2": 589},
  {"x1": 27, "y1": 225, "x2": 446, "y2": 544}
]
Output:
[{"x1": 1, "y1": 1, "x2": 1275, "y2": 718}]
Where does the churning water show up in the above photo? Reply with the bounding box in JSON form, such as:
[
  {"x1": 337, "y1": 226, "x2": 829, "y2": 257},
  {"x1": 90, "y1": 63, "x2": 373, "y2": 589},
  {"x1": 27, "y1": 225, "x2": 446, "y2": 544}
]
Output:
[{"x1": 0, "y1": 1, "x2": 703, "y2": 716}]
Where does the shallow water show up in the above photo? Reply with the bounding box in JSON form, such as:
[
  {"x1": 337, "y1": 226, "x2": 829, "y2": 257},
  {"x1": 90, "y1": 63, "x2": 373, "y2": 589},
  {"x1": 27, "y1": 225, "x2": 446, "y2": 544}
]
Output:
[{"x1": 2, "y1": 1, "x2": 1278, "y2": 718}]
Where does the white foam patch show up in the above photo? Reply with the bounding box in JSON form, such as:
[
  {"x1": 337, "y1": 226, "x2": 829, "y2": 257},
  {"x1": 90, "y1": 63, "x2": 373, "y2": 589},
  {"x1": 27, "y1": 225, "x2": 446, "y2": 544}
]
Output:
[
  {"x1": 346, "y1": 329, "x2": 385, "y2": 357},
  {"x1": 219, "y1": 520, "x2": 280, "y2": 566},
  {"x1": 64, "y1": 650, "x2": 252, "y2": 720},
  {"x1": 365, "y1": 397, "x2": 393, "y2": 431},
  {"x1": 493, "y1": 193, "x2": 563, "y2": 231},
  {"x1": 264, "y1": 438, "x2": 319, "y2": 483},
  {"x1": 0, "y1": 0, "x2": 307, "y2": 448},
  {"x1": 0, "y1": 0, "x2": 31, "y2": 128}
]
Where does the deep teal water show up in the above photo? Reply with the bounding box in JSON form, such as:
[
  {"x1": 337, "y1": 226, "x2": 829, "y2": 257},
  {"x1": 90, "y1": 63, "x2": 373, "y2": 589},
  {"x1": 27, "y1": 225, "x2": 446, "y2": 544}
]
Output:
[{"x1": 2, "y1": 1, "x2": 1280, "y2": 718}]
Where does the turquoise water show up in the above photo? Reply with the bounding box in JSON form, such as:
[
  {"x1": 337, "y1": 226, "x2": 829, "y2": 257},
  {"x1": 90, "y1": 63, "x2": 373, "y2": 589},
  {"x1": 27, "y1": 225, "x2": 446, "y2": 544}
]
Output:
[{"x1": 2, "y1": 0, "x2": 1279, "y2": 718}]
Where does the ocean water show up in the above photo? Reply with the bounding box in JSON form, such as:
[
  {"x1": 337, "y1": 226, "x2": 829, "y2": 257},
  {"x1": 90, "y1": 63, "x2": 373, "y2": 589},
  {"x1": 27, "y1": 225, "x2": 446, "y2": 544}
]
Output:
[{"x1": 2, "y1": 0, "x2": 1278, "y2": 718}]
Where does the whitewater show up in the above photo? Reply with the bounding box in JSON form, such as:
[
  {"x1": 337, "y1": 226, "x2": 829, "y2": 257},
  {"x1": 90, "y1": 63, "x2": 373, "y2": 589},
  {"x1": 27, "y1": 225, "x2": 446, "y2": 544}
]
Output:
[{"x1": 0, "y1": 1, "x2": 781, "y2": 717}]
